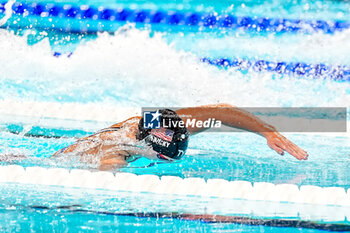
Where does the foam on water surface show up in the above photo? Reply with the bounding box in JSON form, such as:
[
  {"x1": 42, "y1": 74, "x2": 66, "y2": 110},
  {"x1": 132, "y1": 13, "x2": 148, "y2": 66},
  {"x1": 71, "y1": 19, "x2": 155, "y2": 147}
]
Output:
[{"x1": 0, "y1": 27, "x2": 349, "y2": 107}]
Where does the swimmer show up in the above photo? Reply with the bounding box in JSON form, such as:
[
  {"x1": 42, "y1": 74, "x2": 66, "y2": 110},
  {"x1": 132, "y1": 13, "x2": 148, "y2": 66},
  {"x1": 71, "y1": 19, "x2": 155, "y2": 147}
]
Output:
[{"x1": 53, "y1": 104, "x2": 308, "y2": 170}]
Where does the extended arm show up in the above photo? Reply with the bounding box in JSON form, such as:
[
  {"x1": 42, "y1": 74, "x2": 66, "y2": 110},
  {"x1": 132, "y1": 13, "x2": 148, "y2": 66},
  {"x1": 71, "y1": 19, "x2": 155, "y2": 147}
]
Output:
[{"x1": 176, "y1": 103, "x2": 308, "y2": 160}]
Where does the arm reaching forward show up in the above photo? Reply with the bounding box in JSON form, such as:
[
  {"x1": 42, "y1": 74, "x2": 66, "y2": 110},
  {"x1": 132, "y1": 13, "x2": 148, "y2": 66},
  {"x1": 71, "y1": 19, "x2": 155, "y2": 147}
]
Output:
[{"x1": 176, "y1": 103, "x2": 308, "y2": 160}]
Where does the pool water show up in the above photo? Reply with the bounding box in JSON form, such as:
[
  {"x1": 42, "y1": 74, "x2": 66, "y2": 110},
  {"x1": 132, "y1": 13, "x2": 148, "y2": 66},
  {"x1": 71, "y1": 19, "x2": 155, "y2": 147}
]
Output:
[
  {"x1": 0, "y1": 0, "x2": 350, "y2": 232},
  {"x1": 1, "y1": 183, "x2": 349, "y2": 232},
  {"x1": 1, "y1": 126, "x2": 350, "y2": 188}
]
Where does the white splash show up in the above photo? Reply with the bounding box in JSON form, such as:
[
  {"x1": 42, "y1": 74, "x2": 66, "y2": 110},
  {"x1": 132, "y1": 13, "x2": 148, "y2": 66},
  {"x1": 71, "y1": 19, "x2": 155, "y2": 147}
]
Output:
[
  {"x1": 0, "y1": 25, "x2": 349, "y2": 108},
  {"x1": 0, "y1": 0, "x2": 16, "y2": 27}
]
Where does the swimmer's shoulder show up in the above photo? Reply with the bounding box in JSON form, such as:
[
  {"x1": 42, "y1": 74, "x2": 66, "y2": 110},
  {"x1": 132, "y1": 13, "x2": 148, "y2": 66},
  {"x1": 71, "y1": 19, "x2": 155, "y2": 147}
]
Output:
[
  {"x1": 110, "y1": 116, "x2": 141, "y2": 128},
  {"x1": 86, "y1": 116, "x2": 140, "y2": 139}
]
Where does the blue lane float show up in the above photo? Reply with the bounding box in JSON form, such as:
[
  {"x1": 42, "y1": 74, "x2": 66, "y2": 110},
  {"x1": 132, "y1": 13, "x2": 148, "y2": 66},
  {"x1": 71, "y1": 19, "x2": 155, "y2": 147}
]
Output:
[
  {"x1": 1, "y1": 1, "x2": 350, "y2": 33},
  {"x1": 52, "y1": 52, "x2": 350, "y2": 81},
  {"x1": 202, "y1": 58, "x2": 350, "y2": 82}
]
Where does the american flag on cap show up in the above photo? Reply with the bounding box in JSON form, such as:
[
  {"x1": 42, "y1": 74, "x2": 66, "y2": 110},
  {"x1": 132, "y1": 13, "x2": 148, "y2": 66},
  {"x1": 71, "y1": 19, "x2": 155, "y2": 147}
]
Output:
[{"x1": 151, "y1": 128, "x2": 174, "y2": 142}]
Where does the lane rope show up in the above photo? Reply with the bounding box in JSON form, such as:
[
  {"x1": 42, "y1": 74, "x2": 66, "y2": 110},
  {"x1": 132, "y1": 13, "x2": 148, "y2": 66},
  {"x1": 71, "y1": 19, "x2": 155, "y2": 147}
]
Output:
[
  {"x1": 51, "y1": 52, "x2": 350, "y2": 82},
  {"x1": 1, "y1": 1, "x2": 349, "y2": 33},
  {"x1": 202, "y1": 58, "x2": 350, "y2": 82},
  {"x1": 0, "y1": 164, "x2": 349, "y2": 209}
]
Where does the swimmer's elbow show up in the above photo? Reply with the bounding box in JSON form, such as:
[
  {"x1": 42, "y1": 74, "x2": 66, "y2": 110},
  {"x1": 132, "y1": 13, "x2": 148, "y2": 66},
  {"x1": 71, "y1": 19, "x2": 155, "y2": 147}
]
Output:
[
  {"x1": 52, "y1": 148, "x2": 65, "y2": 157},
  {"x1": 195, "y1": 103, "x2": 236, "y2": 108},
  {"x1": 215, "y1": 103, "x2": 236, "y2": 108}
]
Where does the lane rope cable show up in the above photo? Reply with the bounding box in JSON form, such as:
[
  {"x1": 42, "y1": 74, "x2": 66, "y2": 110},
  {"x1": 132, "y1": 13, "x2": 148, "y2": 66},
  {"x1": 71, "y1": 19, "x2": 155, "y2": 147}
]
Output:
[{"x1": 1, "y1": 1, "x2": 350, "y2": 33}]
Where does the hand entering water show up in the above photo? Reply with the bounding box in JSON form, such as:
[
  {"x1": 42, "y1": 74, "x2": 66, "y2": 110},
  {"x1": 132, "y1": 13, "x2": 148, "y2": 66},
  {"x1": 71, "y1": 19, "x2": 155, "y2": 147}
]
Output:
[{"x1": 265, "y1": 132, "x2": 308, "y2": 160}]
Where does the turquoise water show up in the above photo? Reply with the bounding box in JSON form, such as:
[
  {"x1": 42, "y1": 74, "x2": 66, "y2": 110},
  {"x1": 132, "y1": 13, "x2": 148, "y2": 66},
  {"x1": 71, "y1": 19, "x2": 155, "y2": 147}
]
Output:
[
  {"x1": 1, "y1": 125, "x2": 349, "y2": 189},
  {"x1": 1, "y1": 183, "x2": 350, "y2": 232},
  {"x1": 3, "y1": 183, "x2": 350, "y2": 233},
  {"x1": 1, "y1": 0, "x2": 350, "y2": 232}
]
